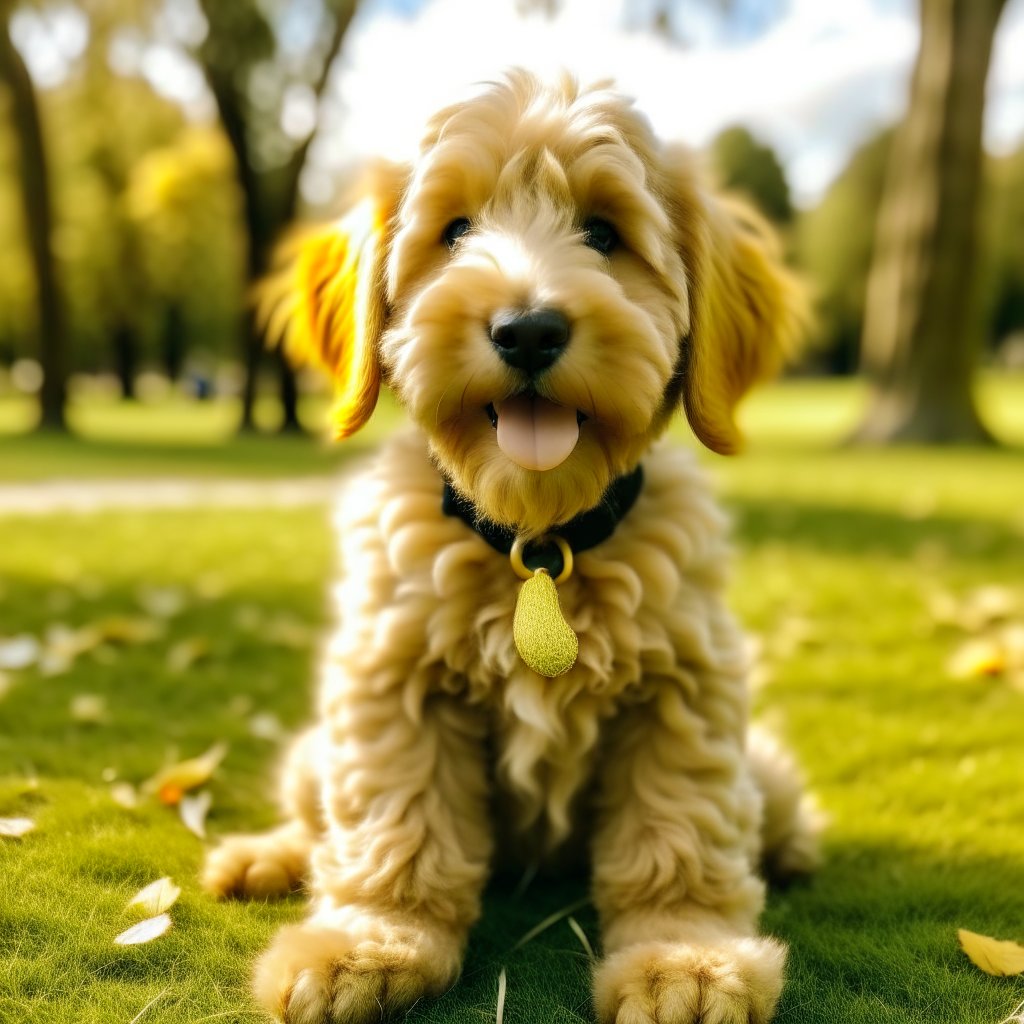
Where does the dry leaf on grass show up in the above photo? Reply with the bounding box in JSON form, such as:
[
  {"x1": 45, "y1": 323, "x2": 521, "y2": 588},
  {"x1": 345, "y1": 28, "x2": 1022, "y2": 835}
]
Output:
[
  {"x1": 114, "y1": 913, "x2": 172, "y2": 946},
  {"x1": 128, "y1": 877, "x2": 181, "y2": 916},
  {"x1": 179, "y1": 790, "x2": 212, "y2": 839},
  {"x1": 948, "y1": 638, "x2": 1008, "y2": 680},
  {"x1": 0, "y1": 635, "x2": 40, "y2": 670},
  {"x1": 70, "y1": 693, "x2": 108, "y2": 724},
  {"x1": 0, "y1": 817, "x2": 35, "y2": 838},
  {"x1": 94, "y1": 616, "x2": 163, "y2": 645},
  {"x1": 249, "y1": 712, "x2": 288, "y2": 743},
  {"x1": 144, "y1": 742, "x2": 228, "y2": 805},
  {"x1": 959, "y1": 928, "x2": 1024, "y2": 976},
  {"x1": 39, "y1": 624, "x2": 102, "y2": 676},
  {"x1": 136, "y1": 586, "x2": 186, "y2": 619},
  {"x1": 166, "y1": 637, "x2": 209, "y2": 673},
  {"x1": 110, "y1": 782, "x2": 139, "y2": 809}
]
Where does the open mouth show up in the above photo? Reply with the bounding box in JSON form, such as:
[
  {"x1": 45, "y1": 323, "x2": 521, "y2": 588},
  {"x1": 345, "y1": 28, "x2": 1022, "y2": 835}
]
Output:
[{"x1": 485, "y1": 395, "x2": 586, "y2": 472}]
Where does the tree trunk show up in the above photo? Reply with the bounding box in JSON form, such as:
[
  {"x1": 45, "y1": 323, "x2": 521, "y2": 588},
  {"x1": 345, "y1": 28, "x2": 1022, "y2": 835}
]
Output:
[
  {"x1": 162, "y1": 303, "x2": 186, "y2": 382},
  {"x1": 0, "y1": 16, "x2": 68, "y2": 431},
  {"x1": 855, "y1": 0, "x2": 1006, "y2": 444},
  {"x1": 198, "y1": 1, "x2": 357, "y2": 436},
  {"x1": 112, "y1": 323, "x2": 138, "y2": 400},
  {"x1": 276, "y1": 350, "x2": 303, "y2": 432}
]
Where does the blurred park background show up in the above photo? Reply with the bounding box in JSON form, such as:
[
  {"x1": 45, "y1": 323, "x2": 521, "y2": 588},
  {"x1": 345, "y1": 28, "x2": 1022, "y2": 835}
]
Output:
[
  {"x1": 0, "y1": 0, "x2": 1022, "y2": 453},
  {"x1": 3, "y1": 3, "x2": 1024, "y2": 1024}
]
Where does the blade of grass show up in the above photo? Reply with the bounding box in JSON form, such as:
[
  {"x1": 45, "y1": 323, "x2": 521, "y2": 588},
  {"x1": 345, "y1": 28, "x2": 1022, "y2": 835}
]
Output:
[
  {"x1": 566, "y1": 916, "x2": 595, "y2": 961},
  {"x1": 510, "y1": 896, "x2": 591, "y2": 952},
  {"x1": 495, "y1": 967, "x2": 507, "y2": 1024},
  {"x1": 126, "y1": 988, "x2": 169, "y2": 1024}
]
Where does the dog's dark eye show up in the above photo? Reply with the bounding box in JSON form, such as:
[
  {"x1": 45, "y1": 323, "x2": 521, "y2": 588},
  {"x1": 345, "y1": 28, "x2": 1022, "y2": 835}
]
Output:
[
  {"x1": 442, "y1": 218, "x2": 472, "y2": 249},
  {"x1": 582, "y1": 217, "x2": 619, "y2": 256}
]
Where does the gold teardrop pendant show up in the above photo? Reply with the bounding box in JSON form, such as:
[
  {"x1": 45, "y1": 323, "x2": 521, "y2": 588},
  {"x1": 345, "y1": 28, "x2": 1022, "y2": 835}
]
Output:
[{"x1": 510, "y1": 537, "x2": 578, "y2": 678}]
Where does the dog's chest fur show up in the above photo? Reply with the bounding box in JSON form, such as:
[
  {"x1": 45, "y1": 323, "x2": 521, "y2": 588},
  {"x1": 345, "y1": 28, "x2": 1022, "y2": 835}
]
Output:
[{"x1": 323, "y1": 430, "x2": 744, "y2": 848}]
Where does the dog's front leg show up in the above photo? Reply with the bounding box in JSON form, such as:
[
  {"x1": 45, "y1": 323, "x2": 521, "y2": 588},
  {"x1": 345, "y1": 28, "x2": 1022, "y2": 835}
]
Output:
[
  {"x1": 591, "y1": 678, "x2": 785, "y2": 1024},
  {"x1": 255, "y1": 683, "x2": 492, "y2": 1024}
]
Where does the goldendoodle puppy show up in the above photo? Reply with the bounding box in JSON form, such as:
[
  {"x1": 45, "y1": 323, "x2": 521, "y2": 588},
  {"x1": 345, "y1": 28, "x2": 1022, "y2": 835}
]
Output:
[{"x1": 204, "y1": 69, "x2": 818, "y2": 1024}]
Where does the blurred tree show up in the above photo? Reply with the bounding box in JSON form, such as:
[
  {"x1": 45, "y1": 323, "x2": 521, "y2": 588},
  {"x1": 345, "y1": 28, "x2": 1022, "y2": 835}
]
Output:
[
  {"x1": 39, "y1": 68, "x2": 184, "y2": 381},
  {"x1": 855, "y1": 0, "x2": 1008, "y2": 444},
  {"x1": 126, "y1": 127, "x2": 245, "y2": 383},
  {"x1": 0, "y1": 6, "x2": 68, "y2": 429},
  {"x1": 192, "y1": 0, "x2": 359, "y2": 433},
  {"x1": 710, "y1": 125, "x2": 792, "y2": 224},
  {"x1": 76, "y1": 1, "x2": 170, "y2": 399},
  {"x1": 795, "y1": 129, "x2": 893, "y2": 373}
]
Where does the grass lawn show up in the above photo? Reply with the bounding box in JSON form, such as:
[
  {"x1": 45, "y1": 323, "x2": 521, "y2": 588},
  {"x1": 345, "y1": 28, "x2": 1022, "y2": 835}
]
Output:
[{"x1": 1, "y1": 378, "x2": 1024, "y2": 1023}]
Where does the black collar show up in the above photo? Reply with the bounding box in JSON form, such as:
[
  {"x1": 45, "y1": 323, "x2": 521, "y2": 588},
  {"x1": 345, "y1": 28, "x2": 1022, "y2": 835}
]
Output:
[{"x1": 442, "y1": 465, "x2": 644, "y2": 563}]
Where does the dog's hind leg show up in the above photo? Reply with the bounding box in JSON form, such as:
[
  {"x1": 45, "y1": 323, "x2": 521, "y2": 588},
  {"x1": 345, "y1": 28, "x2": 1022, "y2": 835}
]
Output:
[
  {"x1": 748, "y1": 726, "x2": 821, "y2": 881},
  {"x1": 202, "y1": 726, "x2": 325, "y2": 899}
]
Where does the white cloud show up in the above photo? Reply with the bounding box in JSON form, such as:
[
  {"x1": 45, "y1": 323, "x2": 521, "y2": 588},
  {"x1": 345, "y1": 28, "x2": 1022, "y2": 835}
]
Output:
[{"x1": 315, "y1": 0, "x2": 1024, "y2": 207}]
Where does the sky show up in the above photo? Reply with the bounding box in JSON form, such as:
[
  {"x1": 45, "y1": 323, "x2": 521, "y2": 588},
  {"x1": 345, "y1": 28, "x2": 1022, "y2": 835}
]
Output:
[
  {"x1": 10, "y1": 0, "x2": 1024, "y2": 208},
  {"x1": 321, "y1": 0, "x2": 1024, "y2": 205}
]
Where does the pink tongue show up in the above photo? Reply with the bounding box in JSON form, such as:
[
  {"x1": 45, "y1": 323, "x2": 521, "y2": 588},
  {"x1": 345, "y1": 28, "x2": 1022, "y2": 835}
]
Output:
[{"x1": 495, "y1": 395, "x2": 580, "y2": 471}]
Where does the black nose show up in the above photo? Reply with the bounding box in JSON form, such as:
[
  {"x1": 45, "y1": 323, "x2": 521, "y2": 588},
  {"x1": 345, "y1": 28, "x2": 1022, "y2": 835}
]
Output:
[{"x1": 490, "y1": 308, "x2": 571, "y2": 373}]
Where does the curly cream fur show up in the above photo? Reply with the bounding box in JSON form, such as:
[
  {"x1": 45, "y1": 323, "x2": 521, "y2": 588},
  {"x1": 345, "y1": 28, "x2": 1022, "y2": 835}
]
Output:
[{"x1": 205, "y1": 70, "x2": 817, "y2": 1024}]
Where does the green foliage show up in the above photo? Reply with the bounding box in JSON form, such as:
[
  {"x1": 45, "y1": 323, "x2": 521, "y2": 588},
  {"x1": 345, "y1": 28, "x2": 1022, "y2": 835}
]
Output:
[
  {"x1": 126, "y1": 128, "x2": 246, "y2": 361},
  {"x1": 710, "y1": 125, "x2": 793, "y2": 224},
  {"x1": 42, "y1": 73, "x2": 187, "y2": 370},
  {"x1": 795, "y1": 128, "x2": 893, "y2": 371}
]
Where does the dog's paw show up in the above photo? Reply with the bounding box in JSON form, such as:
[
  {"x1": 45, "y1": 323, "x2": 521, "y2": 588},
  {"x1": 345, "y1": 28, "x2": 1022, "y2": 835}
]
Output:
[
  {"x1": 593, "y1": 936, "x2": 786, "y2": 1024},
  {"x1": 254, "y1": 919, "x2": 462, "y2": 1024},
  {"x1": 201, "y1": 825, "x2": 311, "y2": 899}
]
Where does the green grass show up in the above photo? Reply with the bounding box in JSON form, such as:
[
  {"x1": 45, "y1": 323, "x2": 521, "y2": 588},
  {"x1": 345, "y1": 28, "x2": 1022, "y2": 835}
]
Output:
[
  {"x1": 0, "y1": 392, "x2": 404, "y2": 480},
  {"x1": 2, "y1": 379, "x2": 1024, "y2": 1023}
]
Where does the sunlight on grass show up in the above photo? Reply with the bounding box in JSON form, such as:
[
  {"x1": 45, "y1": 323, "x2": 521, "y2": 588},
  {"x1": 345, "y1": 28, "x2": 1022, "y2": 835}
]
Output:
[{"x1": 2, "y1": 380, "x2": 1024, "y2": 1023}]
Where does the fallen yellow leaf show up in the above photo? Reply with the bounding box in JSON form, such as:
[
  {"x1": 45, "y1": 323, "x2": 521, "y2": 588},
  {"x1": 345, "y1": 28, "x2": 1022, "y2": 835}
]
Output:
[
  {"x1": 144, "y1": 742, "x2": 228, "y2": 804},
  {"x1": 114, "y1": 913, "x2": 172, "y2": 946},
  {"x1": 93, "y1": 616, "x2": 163, "y2": 645},
  {"x1": 959, "y1": 928, "x2": 1024, "y2": 976},
  {"x1": 166, "y1": 637, "x2": 209, "y2": 673},
  {"x1": 948, "y1": 638, "x2": 1006, "y2": 679},
  {"x1": 128, "y1": 877, "x2": 181, "y2": 916}
]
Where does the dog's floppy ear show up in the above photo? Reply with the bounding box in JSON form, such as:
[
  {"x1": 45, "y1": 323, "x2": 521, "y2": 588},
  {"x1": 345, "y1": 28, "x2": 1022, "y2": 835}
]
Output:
[
  {"x1": 262, "y1": 163, "x2": 404, "y2": 439},
  {"x1": 662, "y1": 146, "x2": 804, "y2": 454}
]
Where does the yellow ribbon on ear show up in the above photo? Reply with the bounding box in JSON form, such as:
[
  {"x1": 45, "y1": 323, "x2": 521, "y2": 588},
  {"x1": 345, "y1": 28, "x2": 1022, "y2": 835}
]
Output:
[{"x1": 293, "y1": 200, "x2": 384, "y2": 439}]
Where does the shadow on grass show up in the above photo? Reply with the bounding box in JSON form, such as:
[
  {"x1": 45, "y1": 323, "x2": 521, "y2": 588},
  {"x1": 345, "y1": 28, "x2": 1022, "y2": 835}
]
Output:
[
  {"x1": 408, "y1": 837, "x2": 1024, "y2": 1024},
  {"x1": 730, "y1": 497, "x2": 1023, "y2": 564}
]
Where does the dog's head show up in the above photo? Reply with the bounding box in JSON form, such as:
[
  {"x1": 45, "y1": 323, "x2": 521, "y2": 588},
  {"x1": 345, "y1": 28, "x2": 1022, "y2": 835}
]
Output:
[{"x1": 280, "y1": 70, "x2": 802, "y2": 533}]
